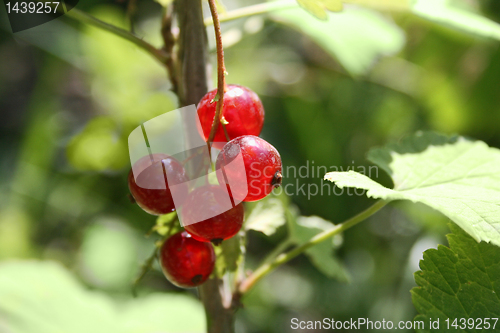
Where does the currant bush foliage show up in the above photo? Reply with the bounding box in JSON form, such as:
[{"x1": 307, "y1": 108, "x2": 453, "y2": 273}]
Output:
[
  {"x1": 412, "y1": 224, "x2": 500, "y2": 333},
  {"x1": 325, "y1": 132, "x2": 500, "y2": 247}
]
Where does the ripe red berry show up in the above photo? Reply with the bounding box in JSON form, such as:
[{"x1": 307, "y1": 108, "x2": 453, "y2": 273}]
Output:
[
  {"x1": 159, "y1": 231, "x2": 215, "y2": 288},
  {"x1": 197, "y1": 84, "x2": 265, "y2": 150},
  {"x1": 128, "y1": 154, "x2": 188, "y2": 215},
  {"x1": 182, "y1": 185, "x2": 244, "y2": 244},
  {"x1": 216, "y1": 135, "x2": 282, "y2": 202}
]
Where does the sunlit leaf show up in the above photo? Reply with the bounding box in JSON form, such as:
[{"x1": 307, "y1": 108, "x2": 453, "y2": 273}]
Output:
[
  {"x1": 245, "y1": 197, "x2": 286, "y2": 236},
  {"x1": 296, "y1": 0, "x2": 343, "y2": 20},
  {"x1": 324, "y1": 132, "x2": 500, "y2": 247}
]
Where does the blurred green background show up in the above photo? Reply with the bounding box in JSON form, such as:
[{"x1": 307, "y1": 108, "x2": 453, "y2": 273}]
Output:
[{"x1": 0, "y1": 0, "x2": 500, "y2": 332}]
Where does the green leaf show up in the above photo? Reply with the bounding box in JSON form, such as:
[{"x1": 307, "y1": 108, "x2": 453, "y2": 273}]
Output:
[
  {"x1": 272, "y1": 7, "x2": 405, "y2": 76},
  {"x1": 245, "y1": 197, "x2": 286, "y2": 236},
  {"x1": 0, "y1": 261, "x2": 205, "y2": 333},
  {"x1": 296, "y1": 0, "x2": 343, "y2": 20},
  {"x1": 213, "y1": 235, "x2": 244, "y2": 276},
  {"x1": 324, "y1": 132, "x2": 500, "y2": 247},
  {"x1": 412, "y1": 0, "x2": 500, "y2": 40},
  {"x1": 411, "y1": 224, "x2": 500, "y2": 332},
  {"x1": 287, "y1": 210, "x2": 350, "y2": 282}
]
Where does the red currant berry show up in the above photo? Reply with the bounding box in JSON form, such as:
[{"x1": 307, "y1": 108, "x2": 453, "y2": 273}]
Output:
[
  {"x1": 128, "y1": 154, "x2": 188, "y2": 215},
  {"x1": 216, "y1": 135, "x2": 282, "y2": 202},
  {"x1": 197, "y1": 84, "x2": 265, "y2": 150},
  {"x1": 159, "y1": 231, "x2": 215, "y2": 288},
  {"x1": 182, "y1": 185, "x2": 244, "y2": 245}
]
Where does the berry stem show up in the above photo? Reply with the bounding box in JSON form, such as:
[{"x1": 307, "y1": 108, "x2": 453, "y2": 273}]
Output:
[
  {"x1": 206, "y1": 0, "x2": 227, "y2": 153},
  {"x1": 237, "y1": 200, "x2": 388, "y2": 295},
  {"x1": 221, "y1": 123, "x2": 231, "y2": 142}
]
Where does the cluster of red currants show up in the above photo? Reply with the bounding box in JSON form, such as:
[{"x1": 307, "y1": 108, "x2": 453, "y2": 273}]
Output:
[{"x1": 128, "y1": 85, "x2": 282, "y2": 288}]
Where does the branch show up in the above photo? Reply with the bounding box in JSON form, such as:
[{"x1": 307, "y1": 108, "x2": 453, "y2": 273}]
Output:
[
  {"x1": 174, "y1": 0, "x2": 208, "y2": 106},
  {"x1": 238, "y1": 200, "x2": 388, "y2": 294},
  {"x1": 64, "y1": 8, "x2": 169, "y2": 64},
  {"x1": 204, "y1": 0, "x2": 297, "y2": 25}
]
